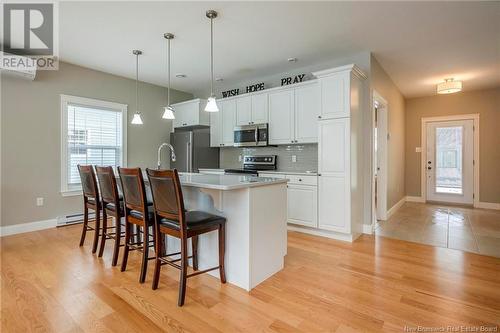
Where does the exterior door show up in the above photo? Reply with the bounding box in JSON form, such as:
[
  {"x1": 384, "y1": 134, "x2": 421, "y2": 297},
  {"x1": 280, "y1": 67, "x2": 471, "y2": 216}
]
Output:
[{"x1": 426, "y1": 120, "x2": 474, "y2": 204}]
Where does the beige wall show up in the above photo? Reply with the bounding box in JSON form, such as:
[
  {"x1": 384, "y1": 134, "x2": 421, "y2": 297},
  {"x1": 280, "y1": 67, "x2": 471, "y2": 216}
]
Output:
[
  {"x1": 405, "y1": 88, "x2": 500, "y2": 203},
  {"x1": 1, "y1": 62, "x2": 192, "y2": 227},
  {"x1": 370, "y1": 56, "x2": 406, "y2": 209}
]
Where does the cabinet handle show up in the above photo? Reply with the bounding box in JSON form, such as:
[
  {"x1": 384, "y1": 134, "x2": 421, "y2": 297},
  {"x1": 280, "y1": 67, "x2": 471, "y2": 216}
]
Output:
[
  {"x1": 318, "y1": 116, "x2": 322, "y2": 119},
  {"x1": 318, "y1": 173, "x2": 322, "y2": 176},
  {"x1": 298, "y1": 179, "x2": 302, "y2": 182}
]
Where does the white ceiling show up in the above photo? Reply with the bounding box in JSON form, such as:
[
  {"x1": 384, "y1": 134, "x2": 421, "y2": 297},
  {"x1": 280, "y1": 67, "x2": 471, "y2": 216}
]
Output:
[{"x1": 58, "y1": 1, "x2": 500, "y2": 98}]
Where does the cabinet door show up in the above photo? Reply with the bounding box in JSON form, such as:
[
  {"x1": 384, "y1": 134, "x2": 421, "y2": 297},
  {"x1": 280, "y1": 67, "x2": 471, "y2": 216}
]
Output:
[
  {"x1": 288, "y1": 185, "x2": 318, "y2": 228},
  {"x1": 319, "y1": 72, "x2": 350, "y2": 119},
  {"x1": 183, "y1": 102, "x2": 199, "y2": 126},
  {"x1": 295, "y1": 83, "x2": 320, "y2": 143},
  {"x1": 251, "y1": 92, "x2": 268, "y2": 124},
  {"x1": 221, "y1": 99, "x2": 237, "y2": 146},
  {"x1": 173, "y1": 102, "x2": 198, "y2": 127},
  {"x1": 236, "y1": 96, "x2": 252, "y2": 126},
  {"x1": 268, "y1": 89, "x2": 295, "y2": 145},
  {"x1": 318, "y1": 118, "x2": 349, "y2": 176},
  {"x1": 318, "y1": 175, "x2": 349, "y2": 233},
  {"x1": 209, "y1": 110, "x2": 222, "y2": 147}
]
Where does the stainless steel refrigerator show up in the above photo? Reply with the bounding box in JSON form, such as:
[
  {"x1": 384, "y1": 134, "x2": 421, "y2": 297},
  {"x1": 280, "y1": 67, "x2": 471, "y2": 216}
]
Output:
[{"x1": 170, "y1": 128, "x2": 219, "y2": 172}]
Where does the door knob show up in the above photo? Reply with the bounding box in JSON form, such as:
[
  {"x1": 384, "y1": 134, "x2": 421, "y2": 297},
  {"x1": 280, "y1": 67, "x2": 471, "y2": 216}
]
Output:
[{"x1": 427, "y1": 167, "x2": 432, "y2": 170}]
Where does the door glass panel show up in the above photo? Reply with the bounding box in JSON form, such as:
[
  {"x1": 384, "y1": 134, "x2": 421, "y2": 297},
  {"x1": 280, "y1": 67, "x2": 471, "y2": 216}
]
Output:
[{"x1": 435, "y1": 126, "x2": 463, "y2": 194}]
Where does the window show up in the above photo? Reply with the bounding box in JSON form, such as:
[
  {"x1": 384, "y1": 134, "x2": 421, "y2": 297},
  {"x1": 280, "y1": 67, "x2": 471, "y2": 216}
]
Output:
[{"x1": 61, "y1": 95, "x2": 127, "y2": 195}]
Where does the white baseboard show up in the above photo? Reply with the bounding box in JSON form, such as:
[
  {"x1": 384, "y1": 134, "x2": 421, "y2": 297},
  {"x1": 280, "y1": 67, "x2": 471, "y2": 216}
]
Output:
[
  {"x1": 362, "y1": 224, "x2": 374, "y2": 235},
  {"x1": 0, "y1": 219, "x2": 57, "y2": 237},
  {"x1": 475, "y1": 202, "x2": 500, "y2": 210},
  {"x1": 406, "y1": 196, "x2": 425, "y2": 203},
  {"x1": 287, "y1": 224, "x2": 359, "y2": 242},
  {"x1": 387, "y1": 196, "x2": 406, "y2": 219}
]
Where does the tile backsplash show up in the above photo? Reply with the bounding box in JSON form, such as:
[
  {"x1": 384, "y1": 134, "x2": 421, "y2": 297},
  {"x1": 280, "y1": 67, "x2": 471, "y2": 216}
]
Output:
[{"x1": 220, "y1": 144, "x2": 318, "y2": 172}]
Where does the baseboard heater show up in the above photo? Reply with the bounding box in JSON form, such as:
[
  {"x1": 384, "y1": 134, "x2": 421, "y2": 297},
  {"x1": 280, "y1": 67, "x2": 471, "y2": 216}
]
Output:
[{"x1": 57, "y1": 212, "x2": 95, "y2": 226}]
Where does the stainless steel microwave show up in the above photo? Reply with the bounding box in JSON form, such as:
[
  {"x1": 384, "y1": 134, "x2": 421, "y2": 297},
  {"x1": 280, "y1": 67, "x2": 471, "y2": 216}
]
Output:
[{"x1": 233, "y1": 123, "x2": 268, "y2": 147}]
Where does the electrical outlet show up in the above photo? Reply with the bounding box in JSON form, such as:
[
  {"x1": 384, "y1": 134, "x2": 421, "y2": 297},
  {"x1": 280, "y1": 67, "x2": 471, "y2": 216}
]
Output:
[
  {"x1": 292, "y1": 155, "x2": 297, "y2": 163},
  {"x1": 415, "y1": 147, "x2": 422, "y2": 153},
  {"x1": 238, "y1": 155, "x2": 242, "y2": 162},
  {"x1": 36, "y1": 197, "x2": 44, "y2": 206}
]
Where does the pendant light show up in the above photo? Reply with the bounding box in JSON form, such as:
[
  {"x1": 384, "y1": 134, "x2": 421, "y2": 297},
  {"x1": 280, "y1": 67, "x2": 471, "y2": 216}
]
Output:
[
  {"x1": 437, "y1": 78, "x2": 462, "y2": 94},
  {"x1": 204, "y1": 10, "x2": 219, "y2": 112},
  {"x1": 131, "y1": 49, "x2": 144, "y2": 125},
  {"x1": 162, "y1": 33, "x2": 175, "y2": 119}
]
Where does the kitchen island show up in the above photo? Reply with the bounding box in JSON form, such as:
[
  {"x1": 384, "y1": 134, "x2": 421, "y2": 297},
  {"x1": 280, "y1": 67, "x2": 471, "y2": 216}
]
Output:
[{"x1": 163, "y1": 173, "x2": 288, "y2": 291}]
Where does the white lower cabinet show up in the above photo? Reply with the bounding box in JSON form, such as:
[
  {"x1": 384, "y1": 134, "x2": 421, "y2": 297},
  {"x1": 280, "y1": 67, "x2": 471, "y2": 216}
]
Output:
[
  {"x1": 288, "y1": 184, "x2": 317, "y2": 228},
  {"x1": 318, "y1": 176, "x2": 349, "y2": 233}
]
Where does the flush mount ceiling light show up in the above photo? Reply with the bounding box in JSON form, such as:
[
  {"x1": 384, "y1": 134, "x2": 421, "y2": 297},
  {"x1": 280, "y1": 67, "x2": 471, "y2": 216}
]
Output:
[
  {"x1": 437, "y1": 78, "x2": 462, "y2": 94},
  {"x1": 131, "y1": 49, "x2": 143, "y2": 125},
  {"x1": 162, "y1": 33, "x2": 175, "y2": 120},
  {"x1": 204, "y1": 9, "x2": 219, "y2": 112}
]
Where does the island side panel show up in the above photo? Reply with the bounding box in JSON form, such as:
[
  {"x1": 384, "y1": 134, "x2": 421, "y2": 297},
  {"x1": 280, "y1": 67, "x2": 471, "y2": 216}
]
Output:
[
  {"x1": 166, "y1": 186, "x2": 251, "y2": 291},
  {"x1": 249, "y1": 183, "x2": 288, "y2": 289}
]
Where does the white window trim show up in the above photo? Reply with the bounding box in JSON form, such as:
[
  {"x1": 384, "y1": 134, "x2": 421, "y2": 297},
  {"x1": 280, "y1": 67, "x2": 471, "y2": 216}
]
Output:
[{"x1": 60, "y1": 94, "x2": 128, "y2": 196}]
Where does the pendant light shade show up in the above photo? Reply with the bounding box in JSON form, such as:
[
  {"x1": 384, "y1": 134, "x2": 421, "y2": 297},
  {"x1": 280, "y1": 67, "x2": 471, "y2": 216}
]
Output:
[
  {"x1": 162, "y1": 106, "x2": 175, "y2": 119},
  {"x1": 131, "y1": 113, "x2": 143, "y2": 124},
  {"x1": 204, "y1": 10, "x2": 219, "y2": 112},
  {"x1": 131, "y1": 49, "x2": 143, "y2": 125},
  {"x1": 162, "y1": 33, "x2": 176, "y2": 119},
  {"x1": 437, "y1": 78, "x2": 462, "y2": 94}
]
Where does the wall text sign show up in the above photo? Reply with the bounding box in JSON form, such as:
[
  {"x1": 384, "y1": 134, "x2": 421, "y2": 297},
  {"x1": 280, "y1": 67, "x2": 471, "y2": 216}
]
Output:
[{"x1": 281, "y1": 74, "x2": 305, "y2": 86}]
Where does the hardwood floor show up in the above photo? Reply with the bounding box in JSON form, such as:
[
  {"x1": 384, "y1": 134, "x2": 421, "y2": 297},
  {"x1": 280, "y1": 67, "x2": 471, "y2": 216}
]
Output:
[{"x1": 1, "y1": 224, "x2": 499, "y2": 332}]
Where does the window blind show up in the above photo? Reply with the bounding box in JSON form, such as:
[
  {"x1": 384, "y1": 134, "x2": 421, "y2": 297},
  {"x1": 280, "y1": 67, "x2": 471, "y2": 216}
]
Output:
[{"x1": 66, "y1": 104, "x2": 123, "y2": 186}]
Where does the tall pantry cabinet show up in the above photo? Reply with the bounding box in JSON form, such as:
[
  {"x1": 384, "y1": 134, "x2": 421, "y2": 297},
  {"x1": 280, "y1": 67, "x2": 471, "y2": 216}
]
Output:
[{"x1": 312, "y1": 65, "x2": 366, "y2": 241}]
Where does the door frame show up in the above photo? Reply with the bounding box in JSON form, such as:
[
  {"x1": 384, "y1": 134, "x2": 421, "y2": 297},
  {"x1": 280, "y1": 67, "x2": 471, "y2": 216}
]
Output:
[
  {"x1": 372, "y1": 90, "x2": 388, "y2": 224},
  {"x1": 420, "y1": 114, "x2": 479, "y2": 207}
]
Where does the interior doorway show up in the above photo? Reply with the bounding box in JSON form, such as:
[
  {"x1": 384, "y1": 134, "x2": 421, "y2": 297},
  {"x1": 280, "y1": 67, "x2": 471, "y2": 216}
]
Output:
[
  {"x1": 421, "y1": 114, "x2": 479, "y2": 206},
  {"x1": 372, "y1": 91, "x2": 388, "y2": 224}
]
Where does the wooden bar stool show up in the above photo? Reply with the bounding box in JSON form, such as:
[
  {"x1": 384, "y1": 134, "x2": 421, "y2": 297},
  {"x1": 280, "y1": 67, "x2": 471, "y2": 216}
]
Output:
[
  {"x1": 77, "y1": 165, "x2": 101, "y2": 254},
  {"x1": 118, "y1": 167, "x2": 156, "y2": 283},
  {"x1": 146, "y1": 168, "x2": 226, "y2": 306},
  {"x1": 95, "y1": 166, "x2": 125, "y2": 266}
]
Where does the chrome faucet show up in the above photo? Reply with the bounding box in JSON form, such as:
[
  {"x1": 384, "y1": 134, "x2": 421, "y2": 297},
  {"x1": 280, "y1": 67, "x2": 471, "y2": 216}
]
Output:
[{"x1": 157, "y1": 143, "x2": 176, "y2": 169}]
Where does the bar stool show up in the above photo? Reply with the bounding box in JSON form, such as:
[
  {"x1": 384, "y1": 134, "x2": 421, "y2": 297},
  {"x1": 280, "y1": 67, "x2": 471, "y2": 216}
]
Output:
[
  {"x1": 95, "y1": 166, "x2": 125, "y2": 266},
  {"x1": 118, "y1": 167, "x2": 156, "y2": 283},
  {"x1": 146, "y1": 168, "x2": 226, "y2": 306},
  {"x1": 77, "y1": 165, "x2": 101, "y2": 253}
]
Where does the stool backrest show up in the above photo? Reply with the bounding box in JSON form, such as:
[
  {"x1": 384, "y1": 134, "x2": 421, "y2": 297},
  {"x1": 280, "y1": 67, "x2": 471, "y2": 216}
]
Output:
[
  {"x1": 118, "y1": 167, "x2": 148, "y2": 214},
  {"x1": 95, "y1": 166, "x2": 120, "y2": 207},
  {"x1": 77, "y1": 165, "x2": 99, "y2": 203},
  {"x1": 146, "y1": 169, "x2": 185, "y2": 229}
]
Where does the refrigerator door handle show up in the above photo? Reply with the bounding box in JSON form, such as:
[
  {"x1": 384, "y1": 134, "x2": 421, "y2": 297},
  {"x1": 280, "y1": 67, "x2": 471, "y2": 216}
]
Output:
[{"x1": 186, "y1": 142, "x2": 190, "y2": 172}]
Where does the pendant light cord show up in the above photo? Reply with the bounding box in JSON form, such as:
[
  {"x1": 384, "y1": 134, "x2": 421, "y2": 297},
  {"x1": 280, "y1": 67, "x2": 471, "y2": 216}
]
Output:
[
  {"x1": 210, "y1": 16, "x2": 214, "y2": 97},
  {"x1": 167, "y1": 38, "x2": 171, "y2": 106},
  {"x1": 135, "y1": 53, "x2": 139, "y2": 113}
]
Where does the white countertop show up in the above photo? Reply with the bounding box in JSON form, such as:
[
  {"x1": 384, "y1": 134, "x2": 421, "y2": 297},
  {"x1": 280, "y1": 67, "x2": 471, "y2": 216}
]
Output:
[{"x1": 178, "y1": 173, "x2": 288, "y2": 190}]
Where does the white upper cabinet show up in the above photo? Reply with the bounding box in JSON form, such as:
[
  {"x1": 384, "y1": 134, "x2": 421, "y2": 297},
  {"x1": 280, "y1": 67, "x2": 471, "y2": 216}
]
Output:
[
  {"x1": 221, "y1": 99, "x2": 237, "y2": 146},
  {"x1": 318, "y1": 71, "x2": 350, "y2": 119},
  {"x1": 236, "y1": 95, "x2": 252, "y2": 126},
  {"x1": 172, "y1": 99, "x2": 209, "y2": 128},
  {"x1": 294, "y1": 82, "x2": 320, "y2": 143},
  {"x1": 318, "y1": 118, "x2": 349, "y2": 176},
  {"x1": 250, "y1": 92, "x2": 269, "y2": 124},
  {"x1": 209, "y1": 110, "x2": 222, "y2": 147},
  {"x1": 268, "y1": 89, "x2": 295, "y2": 145}
]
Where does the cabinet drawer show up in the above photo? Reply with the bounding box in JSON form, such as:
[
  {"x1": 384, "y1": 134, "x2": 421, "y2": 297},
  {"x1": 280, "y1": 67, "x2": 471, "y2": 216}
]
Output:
[
  {"x1": 258, "y1": 173, "x2": 287, "y2": 179},
  {"x1": 287, "y1": 175, "x2": 317, "y2": 186}
]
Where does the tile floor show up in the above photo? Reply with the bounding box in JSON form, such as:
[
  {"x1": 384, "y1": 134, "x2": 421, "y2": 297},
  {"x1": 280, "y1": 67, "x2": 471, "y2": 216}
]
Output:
[{"x1": 375, "y1": 202, "x2": 500, "y2": 257}]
